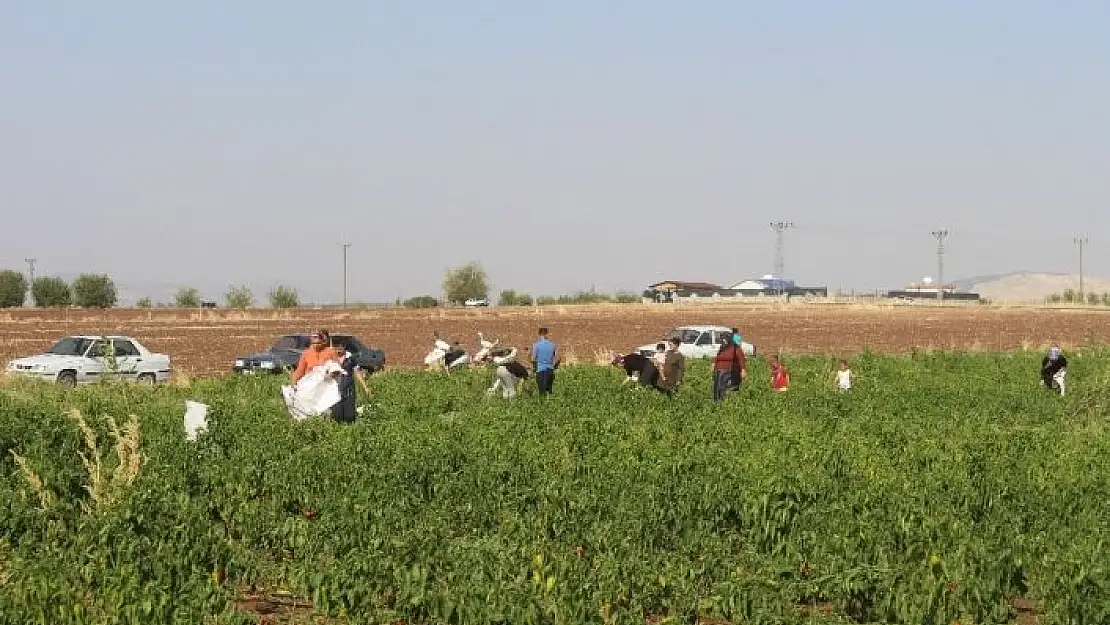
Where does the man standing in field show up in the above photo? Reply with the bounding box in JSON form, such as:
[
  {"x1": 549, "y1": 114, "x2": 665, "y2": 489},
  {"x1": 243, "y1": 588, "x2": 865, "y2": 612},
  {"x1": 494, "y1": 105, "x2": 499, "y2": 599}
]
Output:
[
  {"x1": 656, "y1": 337, "x2": 686, "y2": 396},
  {"x1": 531, "y1": 327, "x2": 558, "y2": 396}
]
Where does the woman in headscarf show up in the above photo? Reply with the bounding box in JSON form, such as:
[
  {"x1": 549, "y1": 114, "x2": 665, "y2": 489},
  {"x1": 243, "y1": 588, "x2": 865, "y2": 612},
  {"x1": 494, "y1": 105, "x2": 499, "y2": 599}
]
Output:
[
  {"x1": 332, "y1": 345, "x2": 371, "y2": 422},
  {"x1": 291, "y1": 329, "x2": 341, "y2": 384},
  {"x1": 1040, "y1": 344, "x2": 1067, "y2": 396}
]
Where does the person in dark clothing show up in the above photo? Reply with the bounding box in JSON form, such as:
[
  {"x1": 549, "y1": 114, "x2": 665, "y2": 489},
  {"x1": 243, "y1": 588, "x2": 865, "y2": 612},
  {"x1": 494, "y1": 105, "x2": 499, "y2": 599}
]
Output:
[
  {"x1": 712, "y1": 331, "x2": 747, "y2": 402},
  {"x1": 611, "y1": 351, "x2": 660, "y2": 388},
  {"x1": 612, "y1": 352, "x2": 649, "y2": 383},
  {"x1": 657, "y1": 337, "x2": 686, "y2": 396},
  {"x1": 1041, "y1": 345, "x2": 1067, "y2": 396},
  {"x1": 331, "y1": 349, "x2": 370, "y2": 423}
]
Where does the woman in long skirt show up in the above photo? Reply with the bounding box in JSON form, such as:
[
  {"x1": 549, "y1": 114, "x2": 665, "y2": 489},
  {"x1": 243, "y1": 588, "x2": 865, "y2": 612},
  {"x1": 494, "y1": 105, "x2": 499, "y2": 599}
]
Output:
[{"x1": 332, "y1": 350, "x2": 370, "y2": 423}]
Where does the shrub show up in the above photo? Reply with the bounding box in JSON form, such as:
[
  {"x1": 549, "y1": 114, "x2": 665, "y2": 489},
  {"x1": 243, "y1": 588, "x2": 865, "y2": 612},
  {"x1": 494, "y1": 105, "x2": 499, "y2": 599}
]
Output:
[
  {"x1": 225, "y1": 285, "x2": 254, "y2": 309},
  {"x1": 72, "y1": 274, "x2": 117, "y2": 308},
  {"x1": 173, "y1": 287, "x2": 201, "y2": 308},
  {"x1": 32, "y1": 277, "x2": 72, "y2": 308},
  {"x1": 268, "y1": 285, "x2": 299, "y2": 308},
  {"x1": 498, "y1": 289, "x2": 534, "y2": 306},
  {"x1": 136, "y1": 298, "x2": 153, "y2": 308},
  {"x1": 404, "y1": 295, "x2": 439, "y2": 309},
  {"x1": 0, "y1": 270, "x2": 28, "y2": 308}
]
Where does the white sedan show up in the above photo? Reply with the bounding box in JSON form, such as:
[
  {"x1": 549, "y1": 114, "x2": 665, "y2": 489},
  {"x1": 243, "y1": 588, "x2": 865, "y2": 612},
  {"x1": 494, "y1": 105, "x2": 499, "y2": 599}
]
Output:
[
  {"x1": 637, "y1": 325, "x2": 756, "y2": 360},
  {"x1": 6, "y1": 335, "x2": 172, "y2": 387}
]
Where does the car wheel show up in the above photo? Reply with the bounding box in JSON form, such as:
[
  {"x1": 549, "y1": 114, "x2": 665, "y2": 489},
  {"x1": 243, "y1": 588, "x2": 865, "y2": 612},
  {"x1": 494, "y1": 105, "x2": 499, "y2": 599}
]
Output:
[
  {"x1": 137, "y1": 373, "x2": 157, "y2": 385},
  {"x1": 56, "y1": 371, "x2": 77, "y2": 388}
]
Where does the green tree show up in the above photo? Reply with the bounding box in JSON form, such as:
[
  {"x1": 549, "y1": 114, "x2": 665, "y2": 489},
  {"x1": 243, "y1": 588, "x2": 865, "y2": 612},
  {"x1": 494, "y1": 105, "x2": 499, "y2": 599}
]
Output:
[
  {"x1": 32, "y1": 277, "x2": 72, "y2": 308},
  {"x1": 72, "y1": 274, "x2": 118, "y2": 308},
  {"x1": 403, "y1": 295, "x2": 439, "y2": 309},
  {"x1": 173, "y1": 286, "x2": 201, "y2": 308},
  {"x1": 225, "y1": 285, "x2": 254, "y2": 309},
  {"x1": 268, "y1": 285, "x2": 299, "y2": 308},
  {"x1": 1088, "y1": 292, "x2": 1101, "y2": 306},
  {"x1": 442, "y1": 261, "x2": 490, "y2": 305},
  {"x1": 614, "y1": 291, "x2": 640, "y2": 303},
  {"x1": 498, "y1": 289, "x2": 534, "y2": 306},
  {"x1": 136, "y1": 297, "x2": 153, "y2": 308},
  {"x1": 0, "y1": 270, "x2": 29, "y2": 308}
]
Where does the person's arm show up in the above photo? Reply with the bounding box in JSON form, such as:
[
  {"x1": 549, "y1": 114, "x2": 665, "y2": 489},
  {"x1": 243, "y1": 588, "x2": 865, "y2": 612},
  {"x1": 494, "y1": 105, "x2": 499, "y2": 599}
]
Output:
[
  {"x1": 738, "y1": 351, "x2": 748, "y2": 378},
  {"x1": 291, "y1": 352, "x2": 308, "y2": 384}
]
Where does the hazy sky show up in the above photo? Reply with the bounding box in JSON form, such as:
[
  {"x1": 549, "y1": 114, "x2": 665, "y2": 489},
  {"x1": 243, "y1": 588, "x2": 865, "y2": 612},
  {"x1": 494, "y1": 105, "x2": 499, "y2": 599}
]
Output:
[{"x1": 2, "y1": 1, "x2": 1108, "y2": 304}]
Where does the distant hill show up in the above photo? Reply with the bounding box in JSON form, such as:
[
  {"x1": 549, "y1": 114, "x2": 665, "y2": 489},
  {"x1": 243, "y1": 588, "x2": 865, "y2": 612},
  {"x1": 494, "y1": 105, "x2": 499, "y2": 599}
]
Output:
[{"x1": 954, "y1": 271, "x2": 1110, "y2": 303}]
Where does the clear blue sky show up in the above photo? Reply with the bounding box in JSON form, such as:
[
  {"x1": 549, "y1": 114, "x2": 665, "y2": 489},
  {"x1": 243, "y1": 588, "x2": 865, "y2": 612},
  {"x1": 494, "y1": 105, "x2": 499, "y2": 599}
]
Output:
[{"x1": 2, "y1": 1, "x2": 1108, "y2": 303}]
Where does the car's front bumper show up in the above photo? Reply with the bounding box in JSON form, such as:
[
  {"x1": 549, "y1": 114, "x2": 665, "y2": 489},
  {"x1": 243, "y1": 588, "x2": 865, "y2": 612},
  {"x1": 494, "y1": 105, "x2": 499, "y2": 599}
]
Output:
[
  {"x1": 233, "y1": 360, "x2": 282, "y2": 374},
  {"x1": 5, "y1": 368, "x2": 56, "y2": 381}
]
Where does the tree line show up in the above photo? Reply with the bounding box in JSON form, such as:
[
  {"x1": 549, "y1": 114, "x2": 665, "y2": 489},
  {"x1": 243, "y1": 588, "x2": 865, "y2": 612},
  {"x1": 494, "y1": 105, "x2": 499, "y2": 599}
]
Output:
[
  {"x1": 0, "y1": 260, "x2": 640, "y2": 309},
  {"x1": 400, "y1": 261, "x2": 640, "y2": 308},
  {"x1": 1046, "y1": 289, "x2": 1110, "y2": 306}
]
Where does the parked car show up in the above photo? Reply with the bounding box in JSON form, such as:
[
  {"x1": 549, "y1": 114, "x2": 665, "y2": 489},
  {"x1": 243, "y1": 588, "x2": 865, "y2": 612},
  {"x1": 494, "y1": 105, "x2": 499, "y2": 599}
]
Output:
[
  {"x1": 5, "y1": 335, "x2": 172, "y2": 387},
  {"x1": 233, "y1": 333, "x2": 386, "y2": 375},
  {"x1": 464, "y1": 298, "x2": 489, "y2": 307},
  {"x1": 636, "y1": 325, "x2": 756, "y2": 359}
]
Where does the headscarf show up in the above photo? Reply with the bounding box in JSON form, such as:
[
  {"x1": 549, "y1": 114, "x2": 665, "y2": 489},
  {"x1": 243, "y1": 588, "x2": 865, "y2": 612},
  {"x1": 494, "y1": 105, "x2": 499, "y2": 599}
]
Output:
[
  {"x1": 1048, "y1": 345, "x2": 1062, "y2": 360},
  {"x1": 731, "y1": 327, "x2": 743, "y2": 345}
]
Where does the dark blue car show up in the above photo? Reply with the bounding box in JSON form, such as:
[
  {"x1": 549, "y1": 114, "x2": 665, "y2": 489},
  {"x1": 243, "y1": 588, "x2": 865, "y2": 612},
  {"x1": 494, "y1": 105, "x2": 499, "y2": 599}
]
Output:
[{"x1": 233, "y1": 333, "x2": 385, "y2": 375}]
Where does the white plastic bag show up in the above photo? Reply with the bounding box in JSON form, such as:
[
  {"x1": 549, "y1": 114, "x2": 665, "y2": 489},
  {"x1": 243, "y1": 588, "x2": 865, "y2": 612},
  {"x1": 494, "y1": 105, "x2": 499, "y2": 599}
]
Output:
[
  {"x1": 282, "y1": 364, "x2": 343, "y2": 420},
  {"x1": 183, "y1": 400, "x2": 209, "y2": 441}
]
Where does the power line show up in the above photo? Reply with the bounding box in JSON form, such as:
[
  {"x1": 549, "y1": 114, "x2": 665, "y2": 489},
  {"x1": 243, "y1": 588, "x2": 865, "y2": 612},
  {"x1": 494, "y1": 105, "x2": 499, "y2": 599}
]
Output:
[
  {"x1": 1075, "y1": 236, "x2": 1089, "y2": 300},
  {"x1": 768, "y1": 221, "x2": 794, "y2": 278},
  {"x1": 931, "y1": 229, "x2": 949, "y2": 302},
  {"x1": 341, "y1": 243, "x2": 352, "y2": 308}
]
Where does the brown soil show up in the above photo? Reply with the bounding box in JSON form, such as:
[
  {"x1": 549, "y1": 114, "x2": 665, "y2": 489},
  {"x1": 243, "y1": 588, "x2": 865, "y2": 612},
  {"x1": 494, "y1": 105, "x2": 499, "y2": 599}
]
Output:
[{"x1": 2, "y1": 303, "x2": 1108, "y2": 378}]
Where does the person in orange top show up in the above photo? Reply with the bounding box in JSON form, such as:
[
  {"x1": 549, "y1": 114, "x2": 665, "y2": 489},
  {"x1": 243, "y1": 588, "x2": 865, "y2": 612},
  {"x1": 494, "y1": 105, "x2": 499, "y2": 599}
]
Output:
[{"x1": 291, "y1": 329, "x2": 342, "y2": 384}]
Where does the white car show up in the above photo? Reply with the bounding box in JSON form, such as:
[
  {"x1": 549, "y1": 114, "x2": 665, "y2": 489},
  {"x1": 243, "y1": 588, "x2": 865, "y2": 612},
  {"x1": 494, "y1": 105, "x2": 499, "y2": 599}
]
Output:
[
  {"x1": 636, "y1": 325, "x2": 756, "y2": 360},
  {"x1": 6, "y1": 335, "x2": 172, "y2": 387},
  {"x1": 464, "y1": 298, "x2": 489, "y2": 307}
]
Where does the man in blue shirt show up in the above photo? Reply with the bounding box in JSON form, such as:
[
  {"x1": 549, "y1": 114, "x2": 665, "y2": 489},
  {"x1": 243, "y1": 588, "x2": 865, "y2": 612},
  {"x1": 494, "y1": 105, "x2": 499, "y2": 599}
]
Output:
[{"x1": 531, "y1": 327, "x2": 558, "y2": 395}]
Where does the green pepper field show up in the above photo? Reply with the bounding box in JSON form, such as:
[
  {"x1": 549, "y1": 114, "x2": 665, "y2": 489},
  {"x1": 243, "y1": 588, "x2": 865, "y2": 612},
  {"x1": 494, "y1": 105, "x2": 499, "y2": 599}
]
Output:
[{"x1": 2, "y1": 351, "x2": 1109, "y2": 624}]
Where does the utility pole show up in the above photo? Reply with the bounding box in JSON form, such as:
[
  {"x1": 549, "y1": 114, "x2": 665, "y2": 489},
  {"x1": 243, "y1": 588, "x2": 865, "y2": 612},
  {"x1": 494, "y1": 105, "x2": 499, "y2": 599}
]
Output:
[
  {"x1": 24, "y1": 258, "x2": 36, "y2": 307},
  {"x1": 768, "y1": 221, "x2": 794, "y2": 294},
  {"x1": 1075, "y1": 236, "x2": 1089, "y2": 302},
  {"x1": 341, "y1": 243, "x2": 352, "y2": 308},
  {"x1": 931, "y1": 229, "x2": 948, "y2": 302}
]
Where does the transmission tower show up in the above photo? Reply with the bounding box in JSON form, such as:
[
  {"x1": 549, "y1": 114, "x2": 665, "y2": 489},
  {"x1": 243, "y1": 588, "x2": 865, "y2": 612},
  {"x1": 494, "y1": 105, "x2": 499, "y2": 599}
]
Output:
[
  {"x1": 768, "y1": 221, "x2": 794, "y2": 278},
  {"x1": 931, "y1": 229, "x2": 948, "y2": 302},
  {"x1": 1075, "y1": 236, "x2": 1089, "y2": 301}
]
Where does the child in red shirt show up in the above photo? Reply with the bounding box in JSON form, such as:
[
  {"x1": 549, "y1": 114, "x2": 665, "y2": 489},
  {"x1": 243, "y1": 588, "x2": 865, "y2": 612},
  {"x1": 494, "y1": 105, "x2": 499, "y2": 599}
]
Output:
[{"x1": 770, "y1": 355, "x2": 790, "y2": 392}]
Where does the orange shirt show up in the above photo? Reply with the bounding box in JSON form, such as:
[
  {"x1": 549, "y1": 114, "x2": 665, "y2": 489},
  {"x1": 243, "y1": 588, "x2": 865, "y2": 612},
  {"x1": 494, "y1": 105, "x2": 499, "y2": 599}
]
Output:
[{"x1": 292, "y1": 347, "x2": 341, "y2": 383}]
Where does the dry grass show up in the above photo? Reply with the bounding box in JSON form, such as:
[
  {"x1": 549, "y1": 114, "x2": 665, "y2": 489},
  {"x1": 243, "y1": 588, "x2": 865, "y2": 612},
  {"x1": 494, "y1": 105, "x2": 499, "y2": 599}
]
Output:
[
  {"x1": 56, "y1": 408, "x2": 142, "y2": 514},
  {"x1": 9, "y1": 451, "x2": 54, "y2": 509}
]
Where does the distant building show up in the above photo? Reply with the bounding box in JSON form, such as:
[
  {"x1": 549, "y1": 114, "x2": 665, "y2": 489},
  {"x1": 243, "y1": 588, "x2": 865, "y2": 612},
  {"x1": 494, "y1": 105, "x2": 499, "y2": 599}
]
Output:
[
  {"x1": 728, "y1": 275, "x2": 828, "y2": 298},
  {"x1": 886, "y1": 276, "x2": 980, "y2": 301},
  {"x1": 643, "y1": 280, "x2": 723, "y2": 302}
]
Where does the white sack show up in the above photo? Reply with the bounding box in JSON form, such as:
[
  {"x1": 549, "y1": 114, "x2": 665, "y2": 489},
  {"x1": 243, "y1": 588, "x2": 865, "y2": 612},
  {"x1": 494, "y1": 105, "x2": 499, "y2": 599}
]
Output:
[
  {"x1": 281, "y1": 364, "x2": 342, "y2": 420},
  {"x1": 183, "y1": 400, "x2": 209, "y2": 441}
]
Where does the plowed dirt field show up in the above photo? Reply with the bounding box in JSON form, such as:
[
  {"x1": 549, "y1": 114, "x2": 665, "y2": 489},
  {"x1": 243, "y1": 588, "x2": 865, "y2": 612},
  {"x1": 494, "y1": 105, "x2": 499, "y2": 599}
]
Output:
[{"x1": 2, "y1": 303, "x2": 1108, "y2": 377}]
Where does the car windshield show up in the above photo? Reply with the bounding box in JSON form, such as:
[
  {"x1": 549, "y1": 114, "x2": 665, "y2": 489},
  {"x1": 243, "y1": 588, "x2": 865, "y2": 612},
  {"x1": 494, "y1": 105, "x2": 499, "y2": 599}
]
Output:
[
  {"x1": 274, "y1": 336, "x2": 310, "y2": 350},
  {"x1": 46, "y1": 337, "x2": 94, "y2": 357},
  {"x1": 666, "y1": 329, "x2": 701, "y2": 344}
]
